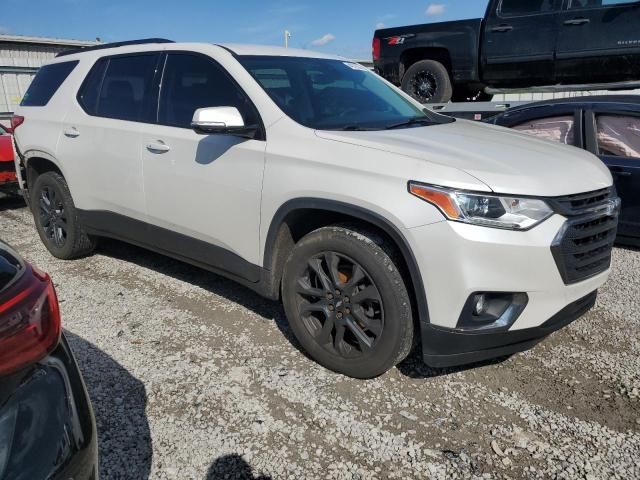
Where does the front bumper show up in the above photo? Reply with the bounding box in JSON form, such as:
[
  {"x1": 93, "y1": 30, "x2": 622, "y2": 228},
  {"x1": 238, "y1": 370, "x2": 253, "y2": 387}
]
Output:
[
  {"x1": 405, "y1": 213, "x2": 611, "y2": 368},
  {"x1": 422, "y1": 290, "x2": 597, "y2": 367}
]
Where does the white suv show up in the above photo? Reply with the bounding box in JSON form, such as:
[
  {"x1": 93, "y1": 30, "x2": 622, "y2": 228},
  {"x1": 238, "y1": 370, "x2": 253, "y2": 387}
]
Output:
[{"x1": 12, "y1": 39, "x2": 620, "y2": 378}]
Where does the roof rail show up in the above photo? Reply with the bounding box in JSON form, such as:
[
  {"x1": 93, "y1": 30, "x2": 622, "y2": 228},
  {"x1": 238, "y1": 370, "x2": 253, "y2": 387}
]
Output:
[{"x1": 56, "y1": 38, "x2": 174, "y2": 57}]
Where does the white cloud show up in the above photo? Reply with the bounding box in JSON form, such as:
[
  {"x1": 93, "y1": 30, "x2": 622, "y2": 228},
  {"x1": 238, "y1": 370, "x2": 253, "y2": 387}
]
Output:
[
  {"x1": 376, "y1": 22, "x2": 386, "y2": 29},
  {"x1": 0, "y1": 26, "x2": 10, "y2": 35},
  {"x1": 425, "y1": 3, "x2": 446, "y2": 16},
  {"x1": 310, "y1": 33, "x2": 336, "y2": 47}
]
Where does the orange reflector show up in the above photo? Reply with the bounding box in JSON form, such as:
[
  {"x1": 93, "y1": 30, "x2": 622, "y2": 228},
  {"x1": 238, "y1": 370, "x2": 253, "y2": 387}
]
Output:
[{"x1": 409, "y1": 184, "x2": 460, "y2": 219}]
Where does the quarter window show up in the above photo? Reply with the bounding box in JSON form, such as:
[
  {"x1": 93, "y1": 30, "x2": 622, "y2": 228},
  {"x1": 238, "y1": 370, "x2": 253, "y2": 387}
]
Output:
[
  {"x1": 513, "y1": 115, "x2": 576, "y2": 145},
  {"x1": 96, "y1": 54, "x2": 159, "y2": 122},
  {"x1": 158, "y1": 53, "x2": 258, "y2": 129},
  {"x1": 500, "y1": 0, "x2": 555, "y2": 16},
  {"x1": 596, "y1": 115, "x2": 640, "y2": 158},
  {"x1": 20, "y1": 61, "x2": 78, "y2": 107}
]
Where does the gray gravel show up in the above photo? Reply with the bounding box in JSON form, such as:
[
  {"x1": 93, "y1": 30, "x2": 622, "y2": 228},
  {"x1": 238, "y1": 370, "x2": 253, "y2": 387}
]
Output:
[{"x1": 1, "y1": 199, "x2": 639, "y2": 479}]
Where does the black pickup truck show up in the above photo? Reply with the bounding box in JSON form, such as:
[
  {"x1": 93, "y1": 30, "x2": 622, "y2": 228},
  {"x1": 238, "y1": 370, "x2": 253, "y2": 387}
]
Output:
[{"x1": 373, "y1": 0, "x2": 640, "y2": 103}]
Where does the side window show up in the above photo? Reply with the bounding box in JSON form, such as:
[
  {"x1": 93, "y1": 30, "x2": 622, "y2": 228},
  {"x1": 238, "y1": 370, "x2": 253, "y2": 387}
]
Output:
[
  {"x1": 513, "y1": 115, "x2": 576, "y2": 145},
  {"x1": 158, "y1": 53, "x2": 258, "y2": 129},
  {"x1": 77, "y1": 58, "x2": 108, "y2": 115},
  {"x1": 596, "y1": 115, "x2": 640, "y2": 158},
  {"x1": 569, "y1": 0, "x2": 635, "y2": 9},
  {"x1": 96, "y1": 54, "x2": 159, "y2": 122},
  {"x1": 500, "y1": 0, "x2": 556, "y2": 16},
  {"x1": 20, "y1": 61, "x2": 78, "y2": 107}
]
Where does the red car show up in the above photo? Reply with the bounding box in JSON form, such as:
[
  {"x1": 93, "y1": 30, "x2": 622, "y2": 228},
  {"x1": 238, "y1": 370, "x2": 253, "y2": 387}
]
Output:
[{"x1": 0, "y1": 123, "x2": 17, "y2": 186}]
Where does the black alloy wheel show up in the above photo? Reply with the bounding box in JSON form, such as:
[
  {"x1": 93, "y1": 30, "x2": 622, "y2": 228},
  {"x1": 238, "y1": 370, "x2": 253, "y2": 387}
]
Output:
[
  {"x1": 38, "y1": 185, "x2": 68, "y2": 248},
  {"x1": 401, "y1": 59, "x2": 453, "y2": 104},
  {"x1": 410, "y1": 71, "x2": 438, "y2": 103},
  {"x1": 282, "y1": 225, "x2": 414, "y2": 378},
  {"x1": 30, "y1": 171, "x2": 96, "y2": 260},
  {"x1": 295, "y1": 251, "x2": 384, "y2": 358}
]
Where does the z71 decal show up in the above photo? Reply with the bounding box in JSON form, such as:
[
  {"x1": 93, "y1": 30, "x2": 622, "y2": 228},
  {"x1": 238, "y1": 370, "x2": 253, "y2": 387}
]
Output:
[{"x1": 386, "y1": 34, "x2": 415, "y2": 46}]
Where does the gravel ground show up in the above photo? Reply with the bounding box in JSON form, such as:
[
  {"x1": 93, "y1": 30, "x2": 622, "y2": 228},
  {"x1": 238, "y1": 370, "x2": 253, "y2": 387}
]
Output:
[{"x1": 1, "y1": 196, "x2": 639, "y2": 480}]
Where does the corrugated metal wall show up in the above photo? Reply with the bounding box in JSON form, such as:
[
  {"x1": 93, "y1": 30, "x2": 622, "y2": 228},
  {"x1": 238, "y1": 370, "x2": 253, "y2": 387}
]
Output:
[{"x1": 0, "y1": 44, "x2": 64, "y2": 113}]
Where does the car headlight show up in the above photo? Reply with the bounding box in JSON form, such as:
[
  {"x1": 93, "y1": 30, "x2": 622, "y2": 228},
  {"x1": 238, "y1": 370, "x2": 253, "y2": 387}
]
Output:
[{"x1": 409, "y1": 182, "x2": 553, "y2": 230}]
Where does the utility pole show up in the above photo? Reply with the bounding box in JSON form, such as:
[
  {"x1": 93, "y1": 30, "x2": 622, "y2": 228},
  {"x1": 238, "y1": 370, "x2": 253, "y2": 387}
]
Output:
[{"x1": 284, "y1": 30, "x2": 291, "y2": 48}]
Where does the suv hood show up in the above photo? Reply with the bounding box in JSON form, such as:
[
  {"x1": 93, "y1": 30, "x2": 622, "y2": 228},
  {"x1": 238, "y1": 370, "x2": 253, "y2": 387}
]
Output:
[{"x1": 316, "y1": 119, "x2": 612, "y2": 197}]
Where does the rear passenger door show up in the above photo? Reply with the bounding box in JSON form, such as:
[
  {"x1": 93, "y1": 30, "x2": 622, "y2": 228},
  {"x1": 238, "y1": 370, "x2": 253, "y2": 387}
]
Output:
[
  {"x1": 556, "y1": 0, "x2": 640, "y2": 84},
  {"x1": 139, "y1": 52, "x2": 267, "y2": 279},
  {"x1": 586, "y1": 111, "x2": 640, "y2": 240},
  {"x1": 58, "y1": 52, "x2": 161, "y2": 220}
]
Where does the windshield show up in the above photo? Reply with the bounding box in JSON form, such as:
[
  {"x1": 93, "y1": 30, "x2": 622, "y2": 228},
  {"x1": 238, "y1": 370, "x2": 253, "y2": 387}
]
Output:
[{"x1": 238, "y1": 56, "x2": 453, "y2": 131}]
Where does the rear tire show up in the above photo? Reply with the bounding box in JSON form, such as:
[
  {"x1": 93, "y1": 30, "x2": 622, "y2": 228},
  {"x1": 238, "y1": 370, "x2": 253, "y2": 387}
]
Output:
[
  {"x1": 30, "y1": 171, "x2": 96, "y2": 260},
  {"x1": 282, "y1": 225, "x2": 414, "y2": 379},
  {"x1": 401, "y1": 60, "x2": 453, "y2": 104}
]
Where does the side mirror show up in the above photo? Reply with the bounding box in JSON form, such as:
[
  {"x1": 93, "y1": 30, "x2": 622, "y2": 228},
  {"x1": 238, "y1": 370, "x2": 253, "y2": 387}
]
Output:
[{"x1": 191, "y1": 107, "x2": 257, "y2": 138}]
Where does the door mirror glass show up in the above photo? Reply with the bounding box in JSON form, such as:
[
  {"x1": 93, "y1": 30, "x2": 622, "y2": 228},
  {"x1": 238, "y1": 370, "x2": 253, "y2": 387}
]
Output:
[{"x1": 191, "y1": 107, "x2": 252, "y2": 136}]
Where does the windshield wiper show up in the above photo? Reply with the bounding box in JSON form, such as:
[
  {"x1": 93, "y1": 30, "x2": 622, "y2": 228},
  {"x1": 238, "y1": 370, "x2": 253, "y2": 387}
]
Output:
[
  {"x1": 333, "y1": 125, "x2": 378, "y2": 131},
  {"x1": 385, "y1": 117, "x2": 439, "y2": 130}
]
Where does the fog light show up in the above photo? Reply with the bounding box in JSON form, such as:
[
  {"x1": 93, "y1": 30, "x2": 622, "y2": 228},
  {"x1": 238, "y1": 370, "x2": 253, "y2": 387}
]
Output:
[
  {"x1": 458, "y1": 292, "x2": 528, "y2": 332},
  {"x1": 473, "y1": 294, "x2": 486, "y2": 316}
]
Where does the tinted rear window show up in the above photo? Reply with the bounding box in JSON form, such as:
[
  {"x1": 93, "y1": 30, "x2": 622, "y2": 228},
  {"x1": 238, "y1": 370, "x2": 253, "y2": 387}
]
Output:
[
  {"x1": 96, "y1": 54, "x2": 159, "y2": 122},
  {"x1": 77, "y1": 58, "x2": 108, "y2": 115},
  {"x1": 20, "y1": 61, "x2": 78, "y2": 107},
  {"x1": 500, "y1": 0, "x2": 555, "y2": 16}
]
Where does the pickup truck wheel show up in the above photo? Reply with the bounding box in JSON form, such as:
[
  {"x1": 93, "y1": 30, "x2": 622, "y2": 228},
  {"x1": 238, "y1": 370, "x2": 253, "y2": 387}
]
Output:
[
  {"x1": 402, "y1": 60, "x2": 453, "y2": 104},
  {"x1": 31, "y1": 171, "x2": 96, "y2": 260},
  {"x1": 282, "y1": 225, "x2": 414, "y2": 379}
]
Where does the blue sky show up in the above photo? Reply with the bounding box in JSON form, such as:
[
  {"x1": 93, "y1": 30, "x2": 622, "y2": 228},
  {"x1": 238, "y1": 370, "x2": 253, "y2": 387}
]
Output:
[{"x1": 0, "y1": 1, "x2": 489, "y2": 59}]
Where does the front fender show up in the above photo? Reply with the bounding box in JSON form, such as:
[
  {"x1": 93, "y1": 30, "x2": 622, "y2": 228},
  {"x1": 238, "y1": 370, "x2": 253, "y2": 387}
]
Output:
[{"x1": 263, "y1": 197, "x2": 431, "y2": 328}]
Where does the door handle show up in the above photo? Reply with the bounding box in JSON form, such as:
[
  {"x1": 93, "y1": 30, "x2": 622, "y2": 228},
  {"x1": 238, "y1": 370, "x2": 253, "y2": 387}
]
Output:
[
  {"x1": 564, "y1": 18, "x2": 590, "y2": 26},
  {"x1": 146, "y1": 142, "x2": 170, "y2": 153},
  {"x1": 490, "y1": 24, "x2": 513, "y2": 33},
  {"x1": 610, "y1": 167, "x2": 632, "y2": 177},
  {"x1": 63, "y1": 127, "x2": 80, "y2": 138}
]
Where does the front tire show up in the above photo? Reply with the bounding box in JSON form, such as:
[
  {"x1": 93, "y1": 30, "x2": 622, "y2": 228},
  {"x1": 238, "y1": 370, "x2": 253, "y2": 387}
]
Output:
[
  {"x1": 282, "y1": 225, "x2": 414, "y2": 379},
  {"x1": 401, "y1": 60, "x2": 453, "y2": 104},
  {"x1": 31, "y1": 171, "x2": 96, "y2": 259}
]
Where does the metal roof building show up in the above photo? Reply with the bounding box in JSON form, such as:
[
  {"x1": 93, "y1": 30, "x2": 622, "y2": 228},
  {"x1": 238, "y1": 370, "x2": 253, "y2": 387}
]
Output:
[{"x1": 0, "y1": 34, "x2": 98, "y2": 121}]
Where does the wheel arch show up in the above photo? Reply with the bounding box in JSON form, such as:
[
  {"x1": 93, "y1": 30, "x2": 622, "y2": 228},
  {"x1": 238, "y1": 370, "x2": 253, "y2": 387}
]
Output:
[
  {"x1": 21, "y1": 150, "x2": 67, "y2": 190},
  {"x1": 399, "y1": 47, "x2": 452, "y2": 81},
  {"x1": 262, "y1": 198, "x2": 430, "y2": 327}
]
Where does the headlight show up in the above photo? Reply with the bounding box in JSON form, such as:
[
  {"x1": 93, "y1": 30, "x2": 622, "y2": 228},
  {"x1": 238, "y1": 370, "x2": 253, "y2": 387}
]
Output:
[{"x1": 409, "y1": 182, "x2": 553, "y2": 230}]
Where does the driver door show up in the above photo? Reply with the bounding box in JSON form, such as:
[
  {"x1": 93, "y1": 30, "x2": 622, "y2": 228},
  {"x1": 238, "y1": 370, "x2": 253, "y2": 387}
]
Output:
[
  {"x1": 482, "y1": 0, "x2": 561, "y2": 85},
  {"x1": 139, "y1": 52, "x2": 267, "y2": 278}
]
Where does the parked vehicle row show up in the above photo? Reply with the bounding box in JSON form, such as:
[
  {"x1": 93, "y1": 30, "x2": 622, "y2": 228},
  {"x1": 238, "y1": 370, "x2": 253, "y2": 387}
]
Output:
[
  {"x1": 0, "y1": 124, "x2": 16, "y2": 189},
  {"x1": 373, "y1": 0, "x2": 640, "y2": 103},
  {"x1": 10, "y1": 38, "x2": 620, "y2": 379},
  {"x1": 488, "y1": 95, "x2": 640, "y2": 246},
  {"x1": 0, "y1": 240, "x2": 98, "y2": 479}
]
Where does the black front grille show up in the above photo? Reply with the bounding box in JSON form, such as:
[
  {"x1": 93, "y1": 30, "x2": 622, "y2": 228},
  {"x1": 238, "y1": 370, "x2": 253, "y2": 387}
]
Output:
[{"x1": 549, "y1": 188, "x2": 619, "y2": 284}]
